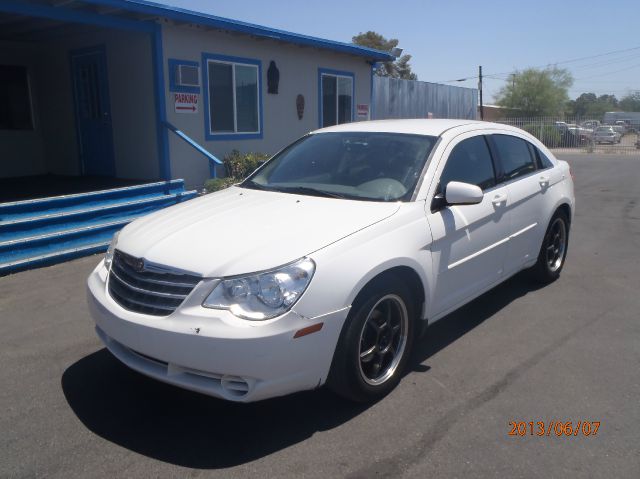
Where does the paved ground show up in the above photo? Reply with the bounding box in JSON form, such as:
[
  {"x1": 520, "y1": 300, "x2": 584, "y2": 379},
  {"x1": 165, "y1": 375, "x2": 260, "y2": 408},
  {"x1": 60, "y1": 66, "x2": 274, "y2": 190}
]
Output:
[{"x1": 1, "y1": 153, "x2": 639, "y2": 478}]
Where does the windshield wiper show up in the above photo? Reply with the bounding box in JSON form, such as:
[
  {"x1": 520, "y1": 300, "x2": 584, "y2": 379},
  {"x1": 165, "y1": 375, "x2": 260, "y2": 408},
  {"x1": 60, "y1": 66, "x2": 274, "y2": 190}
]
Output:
[
  {"x1": 239, "y1": 179, "x2": 273, "y2": 191},
  {"x1": 274, "y1": 186, "x2": 354, "y2": 199},
  {"x1": 240, "y1": 181, "x2": 364, "y2": 200}
]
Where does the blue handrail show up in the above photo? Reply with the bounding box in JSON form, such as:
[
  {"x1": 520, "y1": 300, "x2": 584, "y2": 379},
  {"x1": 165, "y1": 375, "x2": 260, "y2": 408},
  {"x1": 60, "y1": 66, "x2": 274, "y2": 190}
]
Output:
[{"x1": 162, "y1": 121, "x2": 223, "y2": 178}]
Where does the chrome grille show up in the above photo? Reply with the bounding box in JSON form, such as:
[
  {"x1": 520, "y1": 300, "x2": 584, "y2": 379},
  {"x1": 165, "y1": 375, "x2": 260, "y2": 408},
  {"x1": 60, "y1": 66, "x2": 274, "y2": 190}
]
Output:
[{"x1": 108, "y1": 250, "x2": 201, "y2": 316}]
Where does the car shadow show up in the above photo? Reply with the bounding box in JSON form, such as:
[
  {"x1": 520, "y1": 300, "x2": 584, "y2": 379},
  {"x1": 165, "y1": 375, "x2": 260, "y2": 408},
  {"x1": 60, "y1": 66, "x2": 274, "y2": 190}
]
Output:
[
  {"x1": 61, "y1": 271, "x2": 542, "y2": 469},
  {"x1": 410, "y1": 271, "x2": 544, "y2": 366}
]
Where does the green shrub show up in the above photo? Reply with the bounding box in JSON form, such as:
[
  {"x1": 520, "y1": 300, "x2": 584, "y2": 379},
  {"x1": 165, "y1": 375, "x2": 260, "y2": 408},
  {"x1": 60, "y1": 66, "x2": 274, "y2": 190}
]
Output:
[
  {"x1": 205, "y1": 150, "x2": 270, "y2": 193},
  {"x1": 523, "y1": 124, "x2": 561, "y2": 148},
  {"x1": 223, "y1": 150, "x2": 270, "y2": 179},
  {"x1": 204, "y1": 177, "x2": 237, "y2": 193}
]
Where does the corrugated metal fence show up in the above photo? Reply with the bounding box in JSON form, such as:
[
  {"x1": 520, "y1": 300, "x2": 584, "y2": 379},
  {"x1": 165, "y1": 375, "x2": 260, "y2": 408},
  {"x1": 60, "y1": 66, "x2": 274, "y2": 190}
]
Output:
[{"x1": 373, "y1": 77, "x2": 478, "y2": 120}]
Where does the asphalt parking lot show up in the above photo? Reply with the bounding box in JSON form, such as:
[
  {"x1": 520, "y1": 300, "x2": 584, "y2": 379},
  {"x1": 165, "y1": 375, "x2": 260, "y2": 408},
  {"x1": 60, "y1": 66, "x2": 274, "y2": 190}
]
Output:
[{"x1": 1, "y1": 153, "x2": 639, "y2": 478}]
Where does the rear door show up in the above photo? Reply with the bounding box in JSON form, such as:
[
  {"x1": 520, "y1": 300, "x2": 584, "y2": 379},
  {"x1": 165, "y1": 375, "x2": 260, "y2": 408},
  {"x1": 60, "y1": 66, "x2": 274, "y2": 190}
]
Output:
[
  {"x1": 426, "y1": 133, "x2": 511, "y2": 316},
  {"x1": 489, "y1": 134, "x2": 561, "y2": 275}
]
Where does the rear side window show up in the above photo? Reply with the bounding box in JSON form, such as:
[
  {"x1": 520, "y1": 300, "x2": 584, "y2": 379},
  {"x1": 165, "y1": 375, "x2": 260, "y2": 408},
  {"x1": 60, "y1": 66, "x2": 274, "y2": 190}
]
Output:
[
  {"x1": 492, "y1": 134, "x2": 536, "y2": 180},
  {"x1": 535, "y1": 147, "x2": 554, "y2": 169},
  {"x1": 439, "y1": 135, "x2": 496, "y2": 191}
]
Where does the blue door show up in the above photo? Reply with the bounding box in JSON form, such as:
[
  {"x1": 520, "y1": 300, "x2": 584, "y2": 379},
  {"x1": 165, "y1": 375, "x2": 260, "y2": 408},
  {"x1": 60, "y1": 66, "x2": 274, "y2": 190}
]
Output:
[{"x1": 71, "y1": 48, "x2": 115, "y2": 176}]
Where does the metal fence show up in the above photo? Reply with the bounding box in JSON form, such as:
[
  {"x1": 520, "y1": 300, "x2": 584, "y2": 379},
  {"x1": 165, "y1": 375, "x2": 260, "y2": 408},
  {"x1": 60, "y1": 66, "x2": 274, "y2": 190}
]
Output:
[
  {"x1": 495, "y1": 116, "x2": 640, "y2": 155},
  {"x1": 373, "y1": 77, "x2": 478, "y2": 120}
]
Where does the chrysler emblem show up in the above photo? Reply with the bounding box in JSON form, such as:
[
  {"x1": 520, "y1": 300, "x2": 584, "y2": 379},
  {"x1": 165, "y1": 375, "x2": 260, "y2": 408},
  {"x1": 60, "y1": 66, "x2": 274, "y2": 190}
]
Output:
[{"x1": 133, "y1": 258, "x2": 145, "y2": 272}]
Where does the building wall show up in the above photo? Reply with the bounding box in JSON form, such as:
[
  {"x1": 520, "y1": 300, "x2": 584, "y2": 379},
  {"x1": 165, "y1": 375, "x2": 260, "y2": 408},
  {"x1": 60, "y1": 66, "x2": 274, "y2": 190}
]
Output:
[
  {"x1": 161, "y1": 23, "x2": 373, "y2": 188},
  {"x1": 0, "y1": 40, "x2": 47, "y2": 178}
]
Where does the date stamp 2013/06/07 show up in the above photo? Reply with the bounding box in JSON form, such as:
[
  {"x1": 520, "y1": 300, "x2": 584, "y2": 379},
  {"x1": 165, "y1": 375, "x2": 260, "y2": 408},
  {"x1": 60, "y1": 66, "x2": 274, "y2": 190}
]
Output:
[{"x1": 508, "y1": 420, "x2": 601, "y2": 437}]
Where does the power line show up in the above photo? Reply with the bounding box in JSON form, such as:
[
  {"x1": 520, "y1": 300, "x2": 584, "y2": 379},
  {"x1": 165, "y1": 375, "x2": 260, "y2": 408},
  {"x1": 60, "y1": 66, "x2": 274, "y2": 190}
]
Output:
[
  {"x1": 434, "y1": 45, "x2": 640, "y2": 83},
  {"x1": 573, "y1": 62, "x2": 640, "y2": 81}
]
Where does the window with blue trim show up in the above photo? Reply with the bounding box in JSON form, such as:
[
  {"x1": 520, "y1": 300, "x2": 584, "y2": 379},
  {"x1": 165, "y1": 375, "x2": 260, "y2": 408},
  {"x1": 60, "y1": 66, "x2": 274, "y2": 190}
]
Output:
[
  {"x1": 320, "y1": 72, "x2": 353, "y2": 127},
  {"x1": 206, "y1": 58, "x2": 260, "y2": 134}
]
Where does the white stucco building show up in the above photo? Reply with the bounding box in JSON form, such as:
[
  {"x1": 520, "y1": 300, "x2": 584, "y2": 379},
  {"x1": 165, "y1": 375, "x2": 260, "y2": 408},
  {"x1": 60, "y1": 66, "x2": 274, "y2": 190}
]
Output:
[{"x1": 0, "y1": 0, "x2": 393, "y2": 188}]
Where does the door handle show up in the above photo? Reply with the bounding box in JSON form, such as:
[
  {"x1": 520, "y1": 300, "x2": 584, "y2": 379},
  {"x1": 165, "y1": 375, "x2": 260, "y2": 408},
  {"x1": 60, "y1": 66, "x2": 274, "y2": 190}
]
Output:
[
  {"x1": 492, "y1": 193, "x2": 508, "y2": 206},
  {"x1": 539, "y1": 176, "x2": 550, "y2": 187}
]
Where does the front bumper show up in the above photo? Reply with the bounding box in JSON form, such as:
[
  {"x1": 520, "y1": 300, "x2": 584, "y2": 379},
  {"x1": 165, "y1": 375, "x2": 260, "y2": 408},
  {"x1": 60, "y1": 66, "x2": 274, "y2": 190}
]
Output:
[{"x1": 87, "y1": 261, "x2": 348, "y2": 402}]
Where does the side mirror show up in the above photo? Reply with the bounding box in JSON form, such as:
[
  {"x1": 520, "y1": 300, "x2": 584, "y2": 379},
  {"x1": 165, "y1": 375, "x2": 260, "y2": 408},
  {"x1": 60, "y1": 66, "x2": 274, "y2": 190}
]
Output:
[{"x1": 445, "y1": 181, "x2": 483, "y2": 205}]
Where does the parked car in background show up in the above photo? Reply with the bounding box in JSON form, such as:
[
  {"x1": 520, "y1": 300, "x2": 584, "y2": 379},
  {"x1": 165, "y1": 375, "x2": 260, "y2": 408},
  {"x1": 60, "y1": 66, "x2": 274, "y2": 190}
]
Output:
[
  {"x1": 580, "y1": 120, "x2": 600, "y2": 130},
  {"x1": 594, "y1": 126, "x2": 620, "y2": 144},
  {"x1": 87, "y1": 120, "x2": 575, "y2": 403},
  {"x1": 555, "y1": 122, "x2": 592, "y2": 145},
  {"x1": 614, "y1": 120, "x2": 629, "y2": 134},
  {"x1": 611, "y1": 125, "x2": 626, "y2": 137}
]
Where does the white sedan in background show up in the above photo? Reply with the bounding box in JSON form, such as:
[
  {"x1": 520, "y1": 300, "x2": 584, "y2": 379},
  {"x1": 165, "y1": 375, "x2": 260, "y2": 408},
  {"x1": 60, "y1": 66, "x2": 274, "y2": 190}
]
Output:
[
  {"x1": 594, "y1": 126, "x2": 621, "y2": 144},
  {"x1": 87, "y1": 120, "x2": 575, "y2": 403}
]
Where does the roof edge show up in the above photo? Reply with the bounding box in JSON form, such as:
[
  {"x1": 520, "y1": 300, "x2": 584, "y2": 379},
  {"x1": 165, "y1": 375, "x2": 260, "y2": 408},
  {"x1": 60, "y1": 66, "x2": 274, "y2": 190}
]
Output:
[{"x1": 82, "y1": 0, "x2": 395, "y2": 61}]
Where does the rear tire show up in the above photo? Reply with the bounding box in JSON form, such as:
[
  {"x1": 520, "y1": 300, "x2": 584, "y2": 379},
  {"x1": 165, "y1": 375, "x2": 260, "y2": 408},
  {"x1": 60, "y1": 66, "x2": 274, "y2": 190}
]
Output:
[
  {"x1": 327, "y1": 276, "x2": 416, "y2": 402},
  {"x1": 530, "y1": 210, "x2": 570, "y2": 284}
]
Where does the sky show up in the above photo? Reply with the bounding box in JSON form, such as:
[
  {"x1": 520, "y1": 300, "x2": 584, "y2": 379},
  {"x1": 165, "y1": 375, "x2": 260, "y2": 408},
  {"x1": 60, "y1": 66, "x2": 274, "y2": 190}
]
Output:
[{"x1": 161, "y1": 0, "x2": 639, "y2": 103}]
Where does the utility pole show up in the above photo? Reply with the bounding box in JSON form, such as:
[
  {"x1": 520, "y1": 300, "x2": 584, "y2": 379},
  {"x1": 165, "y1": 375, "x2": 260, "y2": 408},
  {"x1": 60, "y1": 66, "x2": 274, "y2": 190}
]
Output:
[{"x1": 478, "y1": 65, "x2": 484, "y2": 120}]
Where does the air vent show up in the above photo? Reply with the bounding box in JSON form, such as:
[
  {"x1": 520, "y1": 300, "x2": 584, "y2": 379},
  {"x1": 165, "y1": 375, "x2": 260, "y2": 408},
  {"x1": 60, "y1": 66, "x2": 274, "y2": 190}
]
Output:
[{"x1": 177, "y1": 64, "x2": 199, "y2": 88}]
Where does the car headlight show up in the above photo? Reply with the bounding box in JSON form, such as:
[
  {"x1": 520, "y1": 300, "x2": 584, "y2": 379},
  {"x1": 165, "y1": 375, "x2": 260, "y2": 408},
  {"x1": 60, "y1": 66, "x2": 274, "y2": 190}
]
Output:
[
  {"x1": 104, "y1": 230, "x2": 120, "y2": 270},
  {"x1": 202, "y1": 258, "x2": 315, "y2": 320}
]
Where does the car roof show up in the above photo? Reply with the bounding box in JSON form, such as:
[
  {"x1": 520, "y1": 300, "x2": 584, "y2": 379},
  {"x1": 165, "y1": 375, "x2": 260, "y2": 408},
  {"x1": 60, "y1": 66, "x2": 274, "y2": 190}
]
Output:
[{"x1": 313, "y1": 119, "x2": 524, "y2": 137}]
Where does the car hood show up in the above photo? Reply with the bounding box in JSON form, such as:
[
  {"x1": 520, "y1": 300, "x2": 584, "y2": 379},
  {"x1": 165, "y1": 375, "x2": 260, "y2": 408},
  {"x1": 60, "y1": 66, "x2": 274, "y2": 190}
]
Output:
[{"x1": 117, "y1": 186, "x2": 400, "y2": 277}]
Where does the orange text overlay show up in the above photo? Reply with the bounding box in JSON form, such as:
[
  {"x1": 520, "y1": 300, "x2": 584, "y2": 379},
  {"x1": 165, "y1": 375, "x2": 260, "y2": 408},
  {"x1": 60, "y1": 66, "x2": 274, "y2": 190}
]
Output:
[{"x1": 508, "y1": 420, "x2": 601, "y2": 437}]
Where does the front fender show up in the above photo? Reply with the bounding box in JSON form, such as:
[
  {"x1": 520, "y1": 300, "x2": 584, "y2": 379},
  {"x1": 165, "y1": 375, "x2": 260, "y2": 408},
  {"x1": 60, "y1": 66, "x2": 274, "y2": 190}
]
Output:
[{"x1": 293, "y1": 203, "x2": 434, "y2": 321}]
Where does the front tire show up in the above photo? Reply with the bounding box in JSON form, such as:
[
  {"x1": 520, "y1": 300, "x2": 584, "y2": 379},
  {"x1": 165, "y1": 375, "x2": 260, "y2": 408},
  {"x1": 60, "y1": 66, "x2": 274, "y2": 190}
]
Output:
[
  {"x1": 531, "y1": 210, "x2": 570, "y2": 283},
  {"x1": 327, "y1": 277, "x2": 416, "y2": 402}
]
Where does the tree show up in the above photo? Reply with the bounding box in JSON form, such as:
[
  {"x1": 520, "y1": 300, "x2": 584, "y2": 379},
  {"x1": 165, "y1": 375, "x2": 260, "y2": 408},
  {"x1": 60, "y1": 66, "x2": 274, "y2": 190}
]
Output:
[
  {"x1": 567, "y1": 92, "x2": 618, "y2": 117},
  {"x1": 495, "y1": 67, "x2": 573, "y2": 116},
  {"x1": 619, "y1": 92, "x2": 640, "y2": 112},
  {"x1": 352, "y1": 31, "x2": 417, "y2": 80}
]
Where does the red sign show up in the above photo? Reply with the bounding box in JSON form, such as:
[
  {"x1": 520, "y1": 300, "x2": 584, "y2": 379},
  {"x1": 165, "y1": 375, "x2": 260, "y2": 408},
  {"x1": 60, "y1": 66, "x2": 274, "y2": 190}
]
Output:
[
  {"x1": 174, "y1": 93, "x2": 198, "y2": 113},
  {"x1": 357, "y1": 104, "x2": 369, "y2": 119}
]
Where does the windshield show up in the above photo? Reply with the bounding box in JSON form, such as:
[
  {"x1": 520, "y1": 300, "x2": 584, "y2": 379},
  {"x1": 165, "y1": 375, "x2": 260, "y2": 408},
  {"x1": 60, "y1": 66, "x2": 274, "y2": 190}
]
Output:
[{"x1": 241, "y1": 132, "x2": 437, "y2": 202}]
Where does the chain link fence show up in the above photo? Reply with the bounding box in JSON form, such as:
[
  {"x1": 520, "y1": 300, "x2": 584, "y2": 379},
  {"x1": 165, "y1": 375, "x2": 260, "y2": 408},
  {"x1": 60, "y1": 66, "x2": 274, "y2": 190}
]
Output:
[{"x1": 494, "y1": 116, "x2": 640, "y2": 155}]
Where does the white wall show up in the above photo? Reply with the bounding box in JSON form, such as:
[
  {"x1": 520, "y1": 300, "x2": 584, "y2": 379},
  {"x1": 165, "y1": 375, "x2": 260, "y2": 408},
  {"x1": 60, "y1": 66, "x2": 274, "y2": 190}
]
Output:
[
  {"x1": 0, "y1": 41, "x2": 46, "y2": 178},
  {"x1": 161, "y1": 23, "x2": 373, "y2": 188}
]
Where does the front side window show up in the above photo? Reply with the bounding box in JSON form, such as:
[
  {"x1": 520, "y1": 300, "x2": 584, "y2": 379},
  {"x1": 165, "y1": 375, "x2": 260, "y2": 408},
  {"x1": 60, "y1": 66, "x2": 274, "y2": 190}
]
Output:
[
  {"x1": 439, "y1": 136, "x2": 496, "y2": 192},
  {"x1": 243, "y1": 132, "x2": 437, "y2": 202},
  {"x1": 492, "y1": 134, "x2": 536, "y2": 181},
  {"x1": 320, "y1": 71, "x2": 353, "y2": 127},
  {"x1": 0, "y1": 65, "x2": 33, "y2": 130},
  {"x1": 205, "y1": 56, "x2": 260, "y2": 136}
]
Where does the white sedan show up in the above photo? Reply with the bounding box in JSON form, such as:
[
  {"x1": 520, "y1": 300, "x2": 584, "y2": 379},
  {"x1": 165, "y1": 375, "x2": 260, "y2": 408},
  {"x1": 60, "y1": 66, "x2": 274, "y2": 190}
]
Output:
[{"x1": 87, "y1": 120, "x2": 575, "y2": 403}]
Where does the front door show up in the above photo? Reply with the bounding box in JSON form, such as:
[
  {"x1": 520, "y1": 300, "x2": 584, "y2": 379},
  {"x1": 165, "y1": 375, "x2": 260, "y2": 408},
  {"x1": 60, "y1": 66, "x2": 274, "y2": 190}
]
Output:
[
  {"x1": 426, "y1": 133, "x2": 511, "y2": 317},
  {"x1": 71, "y1": 47, "x2": 115, "y2": 176}
]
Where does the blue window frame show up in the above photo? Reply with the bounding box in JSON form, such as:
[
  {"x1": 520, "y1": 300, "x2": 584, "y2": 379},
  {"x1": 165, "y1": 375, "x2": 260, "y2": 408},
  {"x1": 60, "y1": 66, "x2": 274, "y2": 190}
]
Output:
[
  {"x1": 202, "y1": 52, "x2": 263, "y2": 141},
  {"x1": 168, "y1": 58, "x2": 200, "y2": 93},
  {"x1": 318, "y1": 68, "x2": 354, "y2": 128}
]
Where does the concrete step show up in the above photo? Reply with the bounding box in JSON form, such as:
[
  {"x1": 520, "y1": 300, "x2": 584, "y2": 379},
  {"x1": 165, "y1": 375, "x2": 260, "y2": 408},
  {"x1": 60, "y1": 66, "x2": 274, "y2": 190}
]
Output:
[
  {"x1": 0, "y1": 241, "x2": 111, "y2": 276},
  {"x1": 0, "y1": 181, "x2": 198, "y2": 276},
  {"x1": 0, "y1": 191, "x2": 197, "y2": 242},
  {"x1": 0, "y1": 179, "x2": 187, "y2": 222}
]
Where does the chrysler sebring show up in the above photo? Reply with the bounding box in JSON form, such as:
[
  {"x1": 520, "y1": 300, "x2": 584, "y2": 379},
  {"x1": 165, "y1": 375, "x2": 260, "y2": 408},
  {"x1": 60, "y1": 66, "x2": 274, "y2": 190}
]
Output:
[{"x1": 87, "y1": 120, "x2": 575, "y2": 402}]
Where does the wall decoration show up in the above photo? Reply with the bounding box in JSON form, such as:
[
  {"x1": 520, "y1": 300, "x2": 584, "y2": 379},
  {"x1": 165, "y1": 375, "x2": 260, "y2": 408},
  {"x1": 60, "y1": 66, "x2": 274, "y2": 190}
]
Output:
[
  {"x1": 267, "y1": 61, "x2": 280, "y2": 94},
  {"x1": 296, "y1": 94, "x2": 305, "y2": 120}
]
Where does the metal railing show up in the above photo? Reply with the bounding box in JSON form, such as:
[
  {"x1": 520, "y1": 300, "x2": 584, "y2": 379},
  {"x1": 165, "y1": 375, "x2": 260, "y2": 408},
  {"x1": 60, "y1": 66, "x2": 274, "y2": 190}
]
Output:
[
  {"x1": 493, "y1": 116, "x2": 639, "y2": 155},
  {"x1": 162, "y1": 121, "x2": 223, "y2": 177}
]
